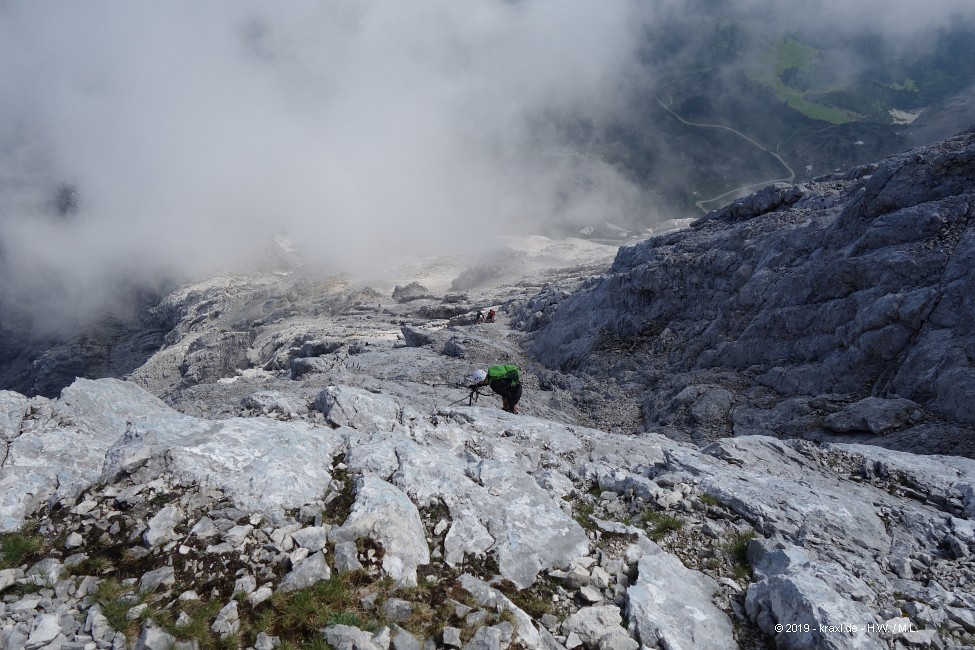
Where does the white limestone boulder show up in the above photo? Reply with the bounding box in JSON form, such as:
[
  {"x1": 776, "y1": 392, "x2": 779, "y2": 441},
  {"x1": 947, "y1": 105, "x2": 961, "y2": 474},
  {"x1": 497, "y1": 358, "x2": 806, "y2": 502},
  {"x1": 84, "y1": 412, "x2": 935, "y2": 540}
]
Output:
[
  {"x1": 625, "y1": 538, "x2": 735, "y2": 650},
  {"x1": 314, "y1": 385, "x2": 402, "y2": 432},
  {"x1": 329, "y1": 475, "x2": 430, "y2": 586}
]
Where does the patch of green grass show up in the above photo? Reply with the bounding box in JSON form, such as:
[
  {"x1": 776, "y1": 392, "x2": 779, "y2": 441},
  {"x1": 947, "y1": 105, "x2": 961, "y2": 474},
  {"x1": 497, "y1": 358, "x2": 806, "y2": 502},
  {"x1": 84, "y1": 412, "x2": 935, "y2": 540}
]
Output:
[
  {"x1": 723, "y1": 530, "x2": 756, "y2": 581},
  {"x1": 724, "y1": 531, "x2": 755, "y2": 564},
  {"x1": 264, "y1": 570, "x2": 378, "y2": 642},
  {"x1": 732, "y1": 562, "x2": 751, "y2": 581},
  {"x1": 10, "y1": 582, "x2": 44, "y2": 597},
  {"x1": 642, "y1": 512, "x2": 685, "y2": 541},
  {"x1": 573, "y1": 502, "x2": 596, "y2": 530},
  {"x1": 72, "y1": 555, "x2": 112, "y2": 576},
  {"x1": 213, "y1": 634, "x2": 242, "y2": 650},
  {"x1": 698, "y1": 493, "x2": 720, "y2": 507},
  {"x1": 773, "y1": 84, "x2": 856, "y2": 124},
  {"x1": 746, "y1": 36, "x2": 857, "y2": 124},
  {"x1": 494, "y1": 578, "x2": 556, "y2": 619},
  {"x1": 168, "y1": 599, "x2": 223, "y2": 649},
  {"x1": 773, "y1": 37, "x2": 819, "y2": 77},
  {"x1": 92, "y1": 579, "x2": 139, "y2": 638},
  {"x1": 327, "y1": 611, "x2": 364, "y2": 628},
  {"x1": 309, "y1": 641, "x2": 333, "y2": 650},
  {"x1": 92, "y1": 578, "x2": 180, "y2": 645},
  {"x1": 0, "y1": 530, "x2": 43, "y2": 570}
]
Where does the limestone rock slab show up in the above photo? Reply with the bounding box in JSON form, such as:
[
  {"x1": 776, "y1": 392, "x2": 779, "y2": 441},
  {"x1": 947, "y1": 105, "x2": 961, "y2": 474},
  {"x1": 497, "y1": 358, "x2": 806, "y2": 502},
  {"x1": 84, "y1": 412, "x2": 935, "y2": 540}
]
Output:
[
  {"x1": 626, "y1": 539, "x2": 734, "y2": 650},
  {"x1": 329, "y1": 475, "x2": 430, "y2": 586},
  {"x1": 315, "y1": 385, "x2": 402, "y2": 432}
]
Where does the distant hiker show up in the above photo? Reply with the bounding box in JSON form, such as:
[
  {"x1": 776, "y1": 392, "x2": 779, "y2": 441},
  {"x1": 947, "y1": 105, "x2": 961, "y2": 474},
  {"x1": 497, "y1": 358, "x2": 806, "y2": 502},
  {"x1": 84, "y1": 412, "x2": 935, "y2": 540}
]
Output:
[
  {"x1": 476, "y1": 311, "x2": 484, "y2": 324},
  {"x1": 486, "y1": 308, "x2": 496, "y2": 323},
  {"x1": 467, "y1": 364, "x2": 522, "y2": 414}
]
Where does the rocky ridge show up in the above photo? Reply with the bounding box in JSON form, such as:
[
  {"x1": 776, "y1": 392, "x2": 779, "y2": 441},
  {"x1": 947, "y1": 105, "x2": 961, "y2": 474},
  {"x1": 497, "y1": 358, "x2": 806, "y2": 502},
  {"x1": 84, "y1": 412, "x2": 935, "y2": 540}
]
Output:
[
  {"x1": 529, "y1": 127, "x2": 975, "y2": 456},
  {"x1": 2, "y1": 372, "x2": 975, "y2": 648}
]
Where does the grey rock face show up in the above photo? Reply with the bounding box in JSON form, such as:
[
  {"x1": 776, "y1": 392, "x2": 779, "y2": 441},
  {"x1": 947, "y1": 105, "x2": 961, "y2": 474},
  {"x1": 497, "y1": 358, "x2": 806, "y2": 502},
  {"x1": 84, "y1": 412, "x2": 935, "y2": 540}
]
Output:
[
  {"x1": 455, "y1": 575, "x2": 541, "y2": 649},
  {"x1": 291, "y1": 356, "x2": 335, "y2": 379},
  {"x1": 4, "y1": 169, "x2": 975, "y2": 650},
  {"x1": 144, "y1": 505, "x2": 185, "y2": 547},
  {"x1": 179, "y1": 331, "x2": 254, "y2": 385},
  {"x1": 384, "y1": 599, "x2": 413, "y2": 623},
  {"x1": 328, "y1": 475, "x2": 430, "y2": 586},
  {"x1": 210, "y1": 600, "x2": 240, "y2": 637},
  {"x1": 626, "y1": 539, "x2": 735, "y2": 650},
  {"x1": 530, "y1": 127, "x2": 975, "y2": 451},
  {"x1": 138, "y1": 566, "x2": 176, "y2": 596},
  {"x1": 25, "y1": 612, "x2": 61, "y2": 649},
  {"x1": 463, "y1": 626, "x2": 503, "y2": 650},
  {"x1": 744, "y1": 538, "x2": 890, "y2": 649},
  {"x1": 344, "y1": 418, "x2": 590, "y2": 589},
  {"x1": 0, "y1": 391, "x2": 28, "y2": 443},
  {"x1": 392, "y1": 282, "x2": 435, "y2": 303},
  {"x1": 334, "y1": 540, "x2": 364, "y2": 573},
  {"x1": 298, "y1": 340, "x2": 342, "y2": 358},
  {"x1": 0, "y1": 383, "x2": 128, "y2": 532},
  {"x1": 78, "y1": 379, "x2": 343, "y2": 525},
  {"x1": 241, "y1": 390, "x2": 308, "y2": 419},
  {"x1": 401, "y1": 326, "x2": 436, "y2": 348},
  {"x1": 134, "y1": 619, "x2": 185, "y2": 650},
  {"x1": 823, "y1": 396, "x2": 924, "y2": 434},
  {"x1": 322, "y1": 624, "x2": 387, "y2": 650},
  {"x1": 315, "y1": 385, "x2": 402, "y2": 431},
  {"x1": 279, "y1": 551, "x2": 332, "y2": 592},
  {"x1": 292, "y1": 526, "x2": 330, "y2": 552},
  {"x1": 562, "y1": 606, "x2": 628, "y2": 648}
]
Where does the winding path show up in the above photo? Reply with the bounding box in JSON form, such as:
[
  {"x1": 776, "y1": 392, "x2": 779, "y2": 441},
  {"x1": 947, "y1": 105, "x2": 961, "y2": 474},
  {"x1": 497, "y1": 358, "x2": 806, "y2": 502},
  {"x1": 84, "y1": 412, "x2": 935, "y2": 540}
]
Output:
[{"x1": 656, "y1": 96, "x2": 796, "y2": 213}]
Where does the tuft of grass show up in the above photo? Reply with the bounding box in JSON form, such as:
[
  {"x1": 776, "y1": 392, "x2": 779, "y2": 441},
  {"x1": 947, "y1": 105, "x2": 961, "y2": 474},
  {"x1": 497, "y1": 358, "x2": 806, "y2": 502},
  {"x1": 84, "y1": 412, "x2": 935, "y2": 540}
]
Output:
[
  {"x1": 723, "y1": 530, "x2": 756, "y2": 581},
  {"x1": 732, "y1": 562, "x2": 751, "y2": 581},
  {"x1": 92, "y1": 578, "x2": 178, "y2": 645},
  {"x1": 642, "y1": 512, "x2": 685, "y2": 541},
  {"x1": 400, "y1": 601, "x2": 443, "y2": 638},
  {"x1": 10, "y1": 582, "x2": 44, "y2": 597},
  {"x1": 263, "y1": 570, "x2": 378, "y2": 643},
  {"x1": 292, "y1": 640, "x2": 330, "y2": 650},
  {"x1": 724, "y1": 531, "x2": 755, "y2": 565},
  {"x1": 169, "y1": 599, "x2": 222, "y2": 643},
  {"x1": 213, "y1": 633, "x2": 241, "y2": 650},
  {"x1": 698, "y1": 493, "x2": 720, "y2": 507},
  {"x1": 494, "y1": 578, "x2": 556, "y2": 619},
  {"x1": 0, "y1": 530, "x2": 43, "y2": 570},
  {"x1": 92, "y1": 578, "x2": 140, "y2": 639},
  {"x1": 71, "y1": 555, "x2": 112, "y2": 577},
  {"x1": 327, "y1": 611, "x2": 364, "y2": 628},
  {"x1": 573, "y1": 502, "x2": 596, "y2": 530}
]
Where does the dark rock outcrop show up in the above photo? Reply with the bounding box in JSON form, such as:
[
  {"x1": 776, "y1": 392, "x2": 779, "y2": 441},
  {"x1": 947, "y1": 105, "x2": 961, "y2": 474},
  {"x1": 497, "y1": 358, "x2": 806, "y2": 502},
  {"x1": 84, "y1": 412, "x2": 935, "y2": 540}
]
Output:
[
  {"x1": 531, "y1": 127, "x2": 975, "y2": 452},
  {"x1": 392, "y1": 282, "x2": 435, "y2": 303}
]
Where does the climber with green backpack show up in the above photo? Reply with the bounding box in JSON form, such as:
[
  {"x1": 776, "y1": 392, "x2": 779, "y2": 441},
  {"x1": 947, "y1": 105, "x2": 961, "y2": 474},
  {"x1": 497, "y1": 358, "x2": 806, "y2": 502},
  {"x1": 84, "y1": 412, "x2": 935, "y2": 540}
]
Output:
[{"x1": 466, "y1": 364, "x2": 522, "y2": 414}]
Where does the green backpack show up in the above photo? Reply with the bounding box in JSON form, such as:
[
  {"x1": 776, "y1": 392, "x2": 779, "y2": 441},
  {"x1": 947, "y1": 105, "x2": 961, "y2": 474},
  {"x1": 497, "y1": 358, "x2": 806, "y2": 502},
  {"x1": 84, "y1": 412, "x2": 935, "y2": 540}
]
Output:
[{"x1": 487, "y1": 364, "x2": 520, "y2": 385}]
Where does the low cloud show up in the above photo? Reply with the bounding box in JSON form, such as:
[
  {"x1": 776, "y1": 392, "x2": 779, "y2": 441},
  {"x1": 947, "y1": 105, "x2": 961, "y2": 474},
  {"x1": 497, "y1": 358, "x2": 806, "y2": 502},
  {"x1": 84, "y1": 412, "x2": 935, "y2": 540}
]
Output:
[
  {"x1": 0, "y1": 0, "x2": 651, "y2": 333},
  {"x1": 1, "y1": 0, "x2": 973, "y2": 335}
]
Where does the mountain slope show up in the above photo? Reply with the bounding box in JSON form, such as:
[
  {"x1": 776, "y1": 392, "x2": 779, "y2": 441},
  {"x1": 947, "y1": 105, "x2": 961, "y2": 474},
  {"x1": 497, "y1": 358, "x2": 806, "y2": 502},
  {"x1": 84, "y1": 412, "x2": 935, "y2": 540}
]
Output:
[{"x1": 531, "y1": 126, "x2": 975, "y2": 455}]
